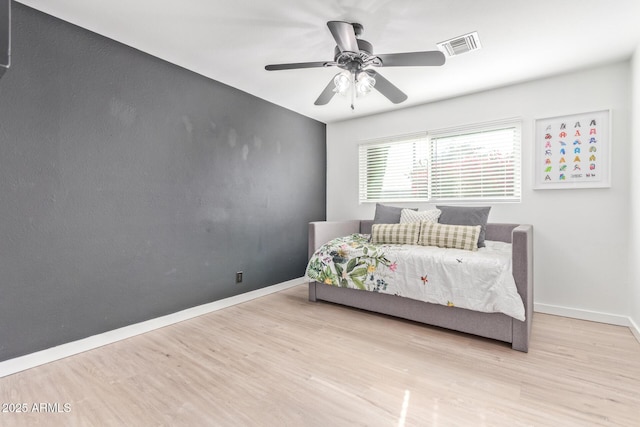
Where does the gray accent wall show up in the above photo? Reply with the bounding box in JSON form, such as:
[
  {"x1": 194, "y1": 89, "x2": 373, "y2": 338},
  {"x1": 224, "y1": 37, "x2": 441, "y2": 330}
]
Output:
[{"x1": 0, "y1": 3, "x2": 326, "y2": 361}]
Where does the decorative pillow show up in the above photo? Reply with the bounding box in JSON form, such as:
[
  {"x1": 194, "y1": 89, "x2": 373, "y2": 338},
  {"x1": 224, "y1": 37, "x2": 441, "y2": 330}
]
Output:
[
  {"x1": 436, "y1": 205, "x2": 491, "y2": 248},
  {"x1": 371, "y1": 222, "x2": 420, "y2": 245},
  {"x1": 418, "y1": 221, "x2": 481, "y2": 251},
  {"x1": 400, "y1": 208, "x2": 441, "y2": 224},
  {"x1": 373, "y1": 204, "x2": 417, "y2": 224}
]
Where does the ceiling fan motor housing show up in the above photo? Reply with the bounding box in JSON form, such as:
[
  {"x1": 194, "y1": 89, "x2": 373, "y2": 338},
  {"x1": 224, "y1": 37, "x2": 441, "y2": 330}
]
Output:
[
  {"x1": 334, "y1": 39, "x2": 372, "y2": 58},
  {"x1": 351, "y1": 22, "x2": 364, "y2": 36},
  {"x1": 334, "y1": 39, "x2": 375, "y2": 72}
]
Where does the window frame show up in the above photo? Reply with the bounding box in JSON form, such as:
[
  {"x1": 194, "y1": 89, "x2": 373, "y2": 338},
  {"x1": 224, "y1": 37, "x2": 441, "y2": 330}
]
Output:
[{"x1": 357, "y1": 118, "x2": 522, "y2": 204}]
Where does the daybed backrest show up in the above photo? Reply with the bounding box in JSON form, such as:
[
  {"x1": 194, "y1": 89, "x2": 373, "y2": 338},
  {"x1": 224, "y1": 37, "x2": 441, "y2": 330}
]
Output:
[
  {"x1": 485, "y1": 223, "x2": 518, "y2": 243},
  {"x1": 360, "y1": 220, "x2": 374, "y2": 235}
]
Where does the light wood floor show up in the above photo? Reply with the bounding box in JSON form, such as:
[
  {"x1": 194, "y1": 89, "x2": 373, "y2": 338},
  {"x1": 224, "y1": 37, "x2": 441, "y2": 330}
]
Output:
[{"x1": 1, "y1": 284, "x2": 639, "y2": 426}]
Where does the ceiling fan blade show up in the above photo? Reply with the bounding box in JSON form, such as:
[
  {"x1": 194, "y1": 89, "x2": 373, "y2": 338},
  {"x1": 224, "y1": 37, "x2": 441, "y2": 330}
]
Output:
[
  {"x1": 327, "y1": 21, "x2": 359, "y2": 53},
  {"x1": 314, "y1": 75, "x2": 339, "y2": 105},
  {"x1": 369, "y1": 71, "x2": 407, "y2": 104},
  {"x1": 265, "y1": 61, "x2": 329, "y2": 71},
  {"x1": 377, "y1": 50, "x2": 446, "y2": 67}
]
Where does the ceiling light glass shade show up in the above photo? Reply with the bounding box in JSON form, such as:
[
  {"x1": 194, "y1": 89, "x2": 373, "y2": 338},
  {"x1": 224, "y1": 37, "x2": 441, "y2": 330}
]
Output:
[
  {"x1": 355, "y1": 71, "x2": 376, "y2": 97},
  {"x1": 333, "y1": 72, "x2": 351, "y2": 95}
]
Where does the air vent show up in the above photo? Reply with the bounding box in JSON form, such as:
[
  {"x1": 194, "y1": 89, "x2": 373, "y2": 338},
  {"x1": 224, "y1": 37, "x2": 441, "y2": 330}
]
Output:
[{"x1": 437, "y1": 31, "x2": 481, "y2": 57}]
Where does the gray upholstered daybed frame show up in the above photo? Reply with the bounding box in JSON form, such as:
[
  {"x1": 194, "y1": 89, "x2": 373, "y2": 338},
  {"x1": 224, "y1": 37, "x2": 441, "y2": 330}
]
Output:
[{"x1": 308, "y1": 220, "x2": 533, "y2": 352}]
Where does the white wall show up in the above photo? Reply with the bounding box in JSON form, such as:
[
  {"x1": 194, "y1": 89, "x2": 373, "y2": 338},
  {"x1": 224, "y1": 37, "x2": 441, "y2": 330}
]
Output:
[
  {"x1": 327, "y1": 61, "x2": 631, "y2": 322},
  {"x1": 630, "y1": 48, "x2": 640, "y2": 336}
]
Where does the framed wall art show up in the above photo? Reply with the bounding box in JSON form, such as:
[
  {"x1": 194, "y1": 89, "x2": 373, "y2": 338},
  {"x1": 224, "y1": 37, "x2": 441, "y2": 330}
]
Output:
[{"x1": 533, "y1": 109, "x2": 611, "y2": 189}]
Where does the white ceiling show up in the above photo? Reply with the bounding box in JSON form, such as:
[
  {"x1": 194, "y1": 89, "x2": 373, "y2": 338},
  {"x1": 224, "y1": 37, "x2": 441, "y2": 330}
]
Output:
[{"x1": 16, "y1": 0, "x2": 640, "y2": 124}]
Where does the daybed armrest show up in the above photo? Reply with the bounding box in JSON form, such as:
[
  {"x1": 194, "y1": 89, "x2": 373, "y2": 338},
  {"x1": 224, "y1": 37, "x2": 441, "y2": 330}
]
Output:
[
  {"x1": 308, "y1": 220, "x2": 361, "y2": 259},
  {"x1": 511, "y1": 224, "x2": 533, "y2": 352}
]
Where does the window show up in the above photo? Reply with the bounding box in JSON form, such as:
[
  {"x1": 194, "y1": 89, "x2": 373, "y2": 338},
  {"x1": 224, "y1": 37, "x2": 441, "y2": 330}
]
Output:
[
  {"x1": 429, "y1": 119, "x2": 521, "y2": 201},
  {"x1": 358, "y1": 133, "x2": 430, "y2": 203},
  {"x1": 358, "y1": 119, "x2": 521, "y2": 203}
]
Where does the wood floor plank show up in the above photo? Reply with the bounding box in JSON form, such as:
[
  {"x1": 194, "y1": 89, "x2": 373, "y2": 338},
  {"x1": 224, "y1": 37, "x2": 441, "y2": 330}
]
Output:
[{"x1": 0, "y1": 284, "x2": 638, "y2": 426}]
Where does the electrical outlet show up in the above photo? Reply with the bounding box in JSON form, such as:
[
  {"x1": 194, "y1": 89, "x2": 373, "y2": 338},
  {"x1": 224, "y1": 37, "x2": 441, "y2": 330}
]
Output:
[{"x1": 236, "y1": 271, "x2": 243, "y2": 283}]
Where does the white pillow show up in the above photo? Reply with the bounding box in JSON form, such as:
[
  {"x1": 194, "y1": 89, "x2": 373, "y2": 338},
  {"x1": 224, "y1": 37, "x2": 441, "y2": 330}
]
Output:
[{"x1": 400, "y1": 208, "x2": 441, "y2": 224}]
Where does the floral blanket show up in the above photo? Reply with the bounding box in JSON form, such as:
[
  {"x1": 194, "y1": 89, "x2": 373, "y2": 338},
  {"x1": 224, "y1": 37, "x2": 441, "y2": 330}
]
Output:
[{"x1": 306, "y1": 234, "x2": 525, "y2": 321}]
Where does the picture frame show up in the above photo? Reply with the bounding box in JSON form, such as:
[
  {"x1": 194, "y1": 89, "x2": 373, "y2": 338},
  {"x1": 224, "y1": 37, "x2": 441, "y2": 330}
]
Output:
[{"x1": 533, "y1": 109, "x2": 611, "y2": 189}]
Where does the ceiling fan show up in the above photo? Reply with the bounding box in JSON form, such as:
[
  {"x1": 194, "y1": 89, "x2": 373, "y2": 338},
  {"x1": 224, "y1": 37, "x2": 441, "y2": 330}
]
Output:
[{"x1": 265, "y1": 21, "x2": 446, "y2": 109}]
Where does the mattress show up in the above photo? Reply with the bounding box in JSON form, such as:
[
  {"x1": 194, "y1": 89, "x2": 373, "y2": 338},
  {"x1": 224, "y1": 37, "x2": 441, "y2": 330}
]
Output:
[{"x1": 306, "y1": 233, "x2": 525, "y2": 321}]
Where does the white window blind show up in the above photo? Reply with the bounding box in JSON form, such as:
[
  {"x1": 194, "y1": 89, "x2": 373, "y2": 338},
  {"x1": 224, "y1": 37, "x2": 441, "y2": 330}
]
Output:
[
  {"x1": 358, "y1": 119, "x2": 521, "y2": 203},
  {"x1": 358, "y1": 133, "x2": 429, "y2": 203},
  {"x1": 429, "y1": 119, "x2": 521, "y2": 202}
]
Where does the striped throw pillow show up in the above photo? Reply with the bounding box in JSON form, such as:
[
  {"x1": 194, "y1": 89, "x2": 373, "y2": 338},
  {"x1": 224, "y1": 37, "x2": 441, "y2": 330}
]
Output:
[
  {"x1": 418, "y1": 221, "x2": 481, "y2": 251},
  {"x1": 371, "y1": 222, "x2": 420, "y2": 245},
  {"x1": 400, "y1": 208, "x2": 441, "y2": 224}
]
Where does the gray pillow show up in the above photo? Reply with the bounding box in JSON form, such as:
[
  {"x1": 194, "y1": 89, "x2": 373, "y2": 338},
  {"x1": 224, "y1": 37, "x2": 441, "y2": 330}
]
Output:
[
  {"x1": 373, "y1": 204, "x2": 417, "y2": 224},
  {"x1": 436, "y1": 205, "x2": 491, "y2": 247}
]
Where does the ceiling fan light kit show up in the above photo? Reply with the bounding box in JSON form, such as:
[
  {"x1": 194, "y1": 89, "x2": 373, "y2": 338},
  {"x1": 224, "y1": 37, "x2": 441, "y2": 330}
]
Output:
[
  {"x1": 265, "y1": 21, "x2": 446, "y2": 110},
  {"x1": 333, "y1": 72, "x2": 351, "y2": 95},
  {"x1": 355, "y1": 71, "x2": 375, "y2": 96},
  {"x1": 333, "y1": 71, "x2": 375, "y2": 95}
]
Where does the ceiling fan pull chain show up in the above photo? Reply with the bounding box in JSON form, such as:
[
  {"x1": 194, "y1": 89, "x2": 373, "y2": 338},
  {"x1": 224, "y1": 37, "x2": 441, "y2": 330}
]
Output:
[{"x1": 351, "y1": 72, "x2": 355, "y2": 110}]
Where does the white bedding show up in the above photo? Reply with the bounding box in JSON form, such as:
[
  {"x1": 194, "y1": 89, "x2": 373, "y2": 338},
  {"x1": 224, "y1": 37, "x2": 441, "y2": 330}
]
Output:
[{"x1": 305, "y1": 234, "x2": 525, "y2": 321}]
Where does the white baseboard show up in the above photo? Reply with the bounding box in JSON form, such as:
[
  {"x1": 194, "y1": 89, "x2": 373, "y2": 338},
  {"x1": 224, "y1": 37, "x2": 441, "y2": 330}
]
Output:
[
  {"x1": 0, "y1": 278, "x2": 307, "y2": 378},
  {"x1": 535, "y1": 303, "x2": 640, "y2": 344},
  {"x1": 630, "y1": 316, "x2": 640, "y2": 344}
]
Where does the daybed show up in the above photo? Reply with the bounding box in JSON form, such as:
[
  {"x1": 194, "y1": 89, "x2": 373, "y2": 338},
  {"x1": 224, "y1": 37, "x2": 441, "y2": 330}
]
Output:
[{"x1": 307, "y1": 220, "x2": 533, "y2": 352}]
